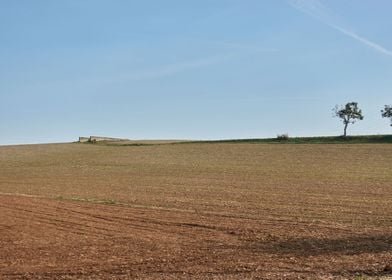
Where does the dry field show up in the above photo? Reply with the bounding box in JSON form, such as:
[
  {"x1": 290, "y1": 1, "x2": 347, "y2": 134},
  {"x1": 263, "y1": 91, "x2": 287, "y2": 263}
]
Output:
[{"x1": 0, "y1": 142, "x2": 391, "y2": 279}]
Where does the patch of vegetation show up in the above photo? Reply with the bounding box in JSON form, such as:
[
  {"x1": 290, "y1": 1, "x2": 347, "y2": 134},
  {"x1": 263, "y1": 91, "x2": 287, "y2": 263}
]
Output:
[{"x1": 180, "y1": 135, "x2": 392, "y2": 145}]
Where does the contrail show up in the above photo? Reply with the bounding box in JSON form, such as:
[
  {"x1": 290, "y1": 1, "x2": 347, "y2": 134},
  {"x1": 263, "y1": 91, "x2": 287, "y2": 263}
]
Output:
[{"x1": 289, "y1": 0, "x2": 392, "y2": 58}]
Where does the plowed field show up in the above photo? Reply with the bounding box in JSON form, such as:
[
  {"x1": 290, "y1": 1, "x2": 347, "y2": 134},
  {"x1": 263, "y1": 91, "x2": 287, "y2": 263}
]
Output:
[{"x1": 0, "y1": 143, "x2": 391, "y2": 279}]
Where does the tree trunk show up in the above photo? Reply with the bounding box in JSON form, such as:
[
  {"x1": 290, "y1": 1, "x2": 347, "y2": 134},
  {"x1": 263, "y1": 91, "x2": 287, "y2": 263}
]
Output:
[{"x1": 343, "y1": 122, "x2": 348, "y2": 137}]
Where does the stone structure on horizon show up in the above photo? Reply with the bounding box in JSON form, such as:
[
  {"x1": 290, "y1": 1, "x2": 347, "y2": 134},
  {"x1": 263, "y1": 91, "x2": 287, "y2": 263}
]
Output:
[{"x1": 78, "y1": 136, "x2": 128, "y2": 143}]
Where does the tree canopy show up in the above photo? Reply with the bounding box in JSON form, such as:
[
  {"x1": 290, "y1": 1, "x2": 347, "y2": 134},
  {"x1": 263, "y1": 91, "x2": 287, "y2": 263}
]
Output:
[{"x1": 381, "y1": 105, "x2": 392, "y2": 126}]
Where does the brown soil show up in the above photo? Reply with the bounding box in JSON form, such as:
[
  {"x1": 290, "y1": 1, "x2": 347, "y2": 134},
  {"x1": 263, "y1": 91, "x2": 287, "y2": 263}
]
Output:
[
  {"x1": 0, "y1": 143, "x2": 391, "y2": 279},
  {"x1": 0, "y1": 194, "x2": 391, "y2": 279}
]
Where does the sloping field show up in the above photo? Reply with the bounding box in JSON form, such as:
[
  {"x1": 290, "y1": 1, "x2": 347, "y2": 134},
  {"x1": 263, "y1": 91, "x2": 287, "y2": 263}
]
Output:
[{"x1": 0, "y1": 143, "x2": 391, "y2": 279}]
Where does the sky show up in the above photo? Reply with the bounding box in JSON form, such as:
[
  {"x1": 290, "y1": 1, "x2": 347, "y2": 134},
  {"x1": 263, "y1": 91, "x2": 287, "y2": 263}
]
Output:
[{"x1": 0, "y1": 0, "x2": 391, "y2": 145}]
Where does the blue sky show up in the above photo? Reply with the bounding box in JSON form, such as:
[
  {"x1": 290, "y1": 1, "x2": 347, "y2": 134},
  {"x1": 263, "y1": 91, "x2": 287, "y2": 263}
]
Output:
[{"x1": 1, "y1": 0, "x2": 391, "y2": 145}]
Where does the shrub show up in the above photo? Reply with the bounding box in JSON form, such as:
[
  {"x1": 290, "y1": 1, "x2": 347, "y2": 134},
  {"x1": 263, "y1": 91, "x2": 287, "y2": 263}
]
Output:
[{"x1": 277, "y1": 133, "x2": 289, "y2": 140}]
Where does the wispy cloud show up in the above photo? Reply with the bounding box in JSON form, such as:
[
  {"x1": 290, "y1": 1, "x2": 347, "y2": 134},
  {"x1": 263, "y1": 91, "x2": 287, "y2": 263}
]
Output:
[
  {"x1": 107, "y1": 43, "x2": 276, "y2": 83},
  {"x1": 289, "y1": 0, "x2": 392, "y2": 58},
  {"x1": 42, "y1": 42, "x2": 276, "y2": 88},
  {"x1": 115, "y1": 53, "x2": 235, "y2": 82}
]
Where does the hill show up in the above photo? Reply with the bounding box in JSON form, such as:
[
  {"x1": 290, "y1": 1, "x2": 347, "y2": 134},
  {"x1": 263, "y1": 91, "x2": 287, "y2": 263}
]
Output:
[{"x1": 86, "y1": 134, "x2": 392, "y2": 146}]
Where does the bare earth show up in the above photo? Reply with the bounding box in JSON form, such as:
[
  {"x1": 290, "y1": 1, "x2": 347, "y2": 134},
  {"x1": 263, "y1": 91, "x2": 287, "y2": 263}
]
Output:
[{"x1": 0, "y1": 143, "x2": 391, "y2": 279}]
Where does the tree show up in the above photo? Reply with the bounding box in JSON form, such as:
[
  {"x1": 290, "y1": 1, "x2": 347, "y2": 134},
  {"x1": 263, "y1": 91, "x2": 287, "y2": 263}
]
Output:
[
  {"x1": 333, "y1": 102, "x2": 364, "y2": 137},
  {"x1": 381, "y1": 105, "x2": 392, "y2": 126}
]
